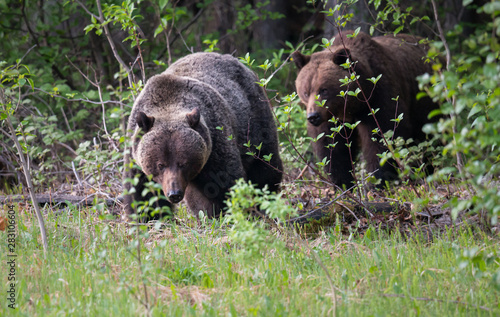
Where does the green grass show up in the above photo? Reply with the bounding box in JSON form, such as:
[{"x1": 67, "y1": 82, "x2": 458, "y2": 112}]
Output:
[{"x1": 1, "y1": 205, "x2": 499, "y2": 316}]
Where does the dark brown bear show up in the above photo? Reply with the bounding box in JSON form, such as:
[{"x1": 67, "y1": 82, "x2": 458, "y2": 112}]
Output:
[
  {"x1": 123, "y1": 52, "x2": 283, "y2": 220},
  {"x1": 292, "y1": 31, "x2": 438, "y2": 188}
]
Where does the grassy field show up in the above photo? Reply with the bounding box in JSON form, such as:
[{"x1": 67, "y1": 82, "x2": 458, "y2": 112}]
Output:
[{"x1": 1, "y1": 202, "x2": 499, "y2": 316}]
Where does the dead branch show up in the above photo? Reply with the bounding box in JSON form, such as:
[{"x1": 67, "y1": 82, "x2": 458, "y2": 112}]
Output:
[
  {"x1": 0, "y1": 194, "x2": 119, "y2": 208},
  {"x1": 288, "y1": 200, "x2": 401, "y2": 225}
]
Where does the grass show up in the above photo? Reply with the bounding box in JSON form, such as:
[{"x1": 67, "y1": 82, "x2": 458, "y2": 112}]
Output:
[{"x1": 1, "y1": 203, "x2": 499, "y2": 316}]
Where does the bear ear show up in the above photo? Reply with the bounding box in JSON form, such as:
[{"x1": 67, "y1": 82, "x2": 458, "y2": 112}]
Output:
[
  {"x1": 333, "y1": 48, "x2": 352, "y2": 66},
  {"x1": 186, "y1": 107, "x2": 200, "y2": 128},
  {"x1": 291, "y1": 51, "x2": 311, "y2": 70},
  {"x1": 136, "y1": 111, "x2": 155, "y2": 133}
]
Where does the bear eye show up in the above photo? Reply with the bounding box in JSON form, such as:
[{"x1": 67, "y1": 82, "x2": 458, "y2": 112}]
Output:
[
  {"x1": 304, "y1": 92, "x2": 309, "y2": 98},
  {"x1": 319, "y1": 89, "x2": 328, "y2": 97},
  {"x1": 157, "y1": 163, "x2": 166, "y2": 171},
  {"x1": 177, "y1": 162, "x2": 186, "y2": 169}
]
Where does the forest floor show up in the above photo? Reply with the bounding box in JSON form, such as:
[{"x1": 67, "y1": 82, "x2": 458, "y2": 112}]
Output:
[{"x1": 1, "y1": 178, "x2": 499, "y2": 316}]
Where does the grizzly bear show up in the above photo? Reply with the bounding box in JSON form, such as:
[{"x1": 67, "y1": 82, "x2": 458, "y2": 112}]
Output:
[
  {"x1": 292, "y1": 31, "x2": 439, "y2": 188},
  {"x1": 123, "y1": 52, "x2": 283, "y2": 220}
]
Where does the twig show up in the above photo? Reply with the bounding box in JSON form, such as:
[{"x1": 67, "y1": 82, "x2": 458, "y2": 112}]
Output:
[
  {"x1": 430, "y1": 0, "x2": 450, "y2": 70},
  {"x1": 75, "y1": 0, "x2": 134, "y2": 93},
  {"x1": 3, "y1": 113, "x2": 48, "y2": 254},
  {"x1": 65, "y1": 52, "x2": 124, "y2": 144},
  {"x1": 1, "y1": 50, "x2": 48, "y2": 254},
  {"x1": 335, "y1": 201, "x2": 360, "y2": 222},
  {"x1": 157, "y1": 6, "x2": 205, "y2": 63},
  {"x1": 430, "y1": 0, "x2": 463, "y2": 176},
  {"x1": 57, "y1": 142, "x2": 78, "y2": 156},
  {"x1": 287, "y1": 184, "x2": 355, "y2": 223},
  {"x1": 95, "y1": 75, "x2": 120, "y2": 152},
  {"x1": 33, "y1": 88, "x2": 131, "y2": 108},
  {"x1": 18, "y1": 45, "x2": 38, "y2": 65},
  {"x1": 296, "y1": 163, "x2": 311, "y2": 180},
  {"x1": 72, "y1": 161, "x2": 83, "y2": 187},
  {"x1": 74, "y1": 0, "x2": 99, "y2": 20}
]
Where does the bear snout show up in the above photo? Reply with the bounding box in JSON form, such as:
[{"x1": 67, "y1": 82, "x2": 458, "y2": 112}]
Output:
[
  {"x1": 307, "y1": 112, "x2": 322, "y2": 126},
  {"x1": 167, "y1": 189, "x2": 184, "y2": 203},
  {"x1": 160, "y1": 170, "x2": 187, "y2": 204}
]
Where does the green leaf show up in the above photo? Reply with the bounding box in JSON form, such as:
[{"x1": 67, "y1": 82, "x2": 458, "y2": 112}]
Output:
[
  {"x1": 26, "y1": 78, "x2": 35, "y2": 90},
  {"x1": 159, "y1": 0, "x2": 169, "y2": 10},
  {"x1": 314, "y1": 132, "x2": 325, "y2": 142},
  {"x1": 344, "y1": 122, "x2": 360, "y2": 130},
  {"x1": 263, "y1": 153, "x2": 273, "y2": 162},
  {"x1": 467, "y1": 104, "x2": 481, "y2": 119},
  {"x1": 154, "y1": 25, "x2": 163, "y2": 38},
  {"x1": 321, "y1": 37, "x2": 331, "y2": 48},
  {"x1": 353, "y1": 27, "x2": 361, "y2": 37},
  {"x1": 368, "y1": 74, "x2": 382, "y2": 84},
  {"x1": 369, "y1": 108, "x2": 380, "y2": 116},
  {"x1": 347, "y1": 88, "x2": 361, "y2": 97}
]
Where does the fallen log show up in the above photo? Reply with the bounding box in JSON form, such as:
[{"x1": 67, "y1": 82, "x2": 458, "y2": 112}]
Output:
[
  {"x1": 0, "y1": 194, "x2": 119, "y2": 207},
  {"x1": 288, "y1": 200, "x2": 408, "y2": 225}
]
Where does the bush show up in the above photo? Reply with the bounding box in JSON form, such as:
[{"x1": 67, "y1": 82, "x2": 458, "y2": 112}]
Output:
[{"x1": 420, "y1": 2, "x2": 500, "y2": 224}]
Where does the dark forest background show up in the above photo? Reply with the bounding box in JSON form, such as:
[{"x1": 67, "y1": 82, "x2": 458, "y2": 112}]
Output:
[{"x1": 0, "y1": 0, "x2": 498, "y2": 223}]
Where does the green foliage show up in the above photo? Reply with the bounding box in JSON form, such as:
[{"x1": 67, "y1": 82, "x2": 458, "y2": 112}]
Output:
[
  {"x1": 420, "y1": 2, "x2": 500, "y2": 223},
  {"x1": 224, "y1": 179, "x2": 296, "y2": 259},
  {"x1": 87, "y1": 1, "x2": 146, "y2": 47},
  {"x1": 232, "y1": 0, "x2": 285, "y2": 34},
  {"x1": 321, "y1": 1, "x2": 356, "y2": 29},
  {"x1": 273, "y1": 92, "x2": 310, "y2": 171},
  {"x1": 368, "y1": 0, "x2": 431, "y2": 35},
  {"x1": 0, "y1": 60, "x2": 37, "y2": 178},
  {"x1": 453, "y1": 242, "x2": 500, "y2": 290}
]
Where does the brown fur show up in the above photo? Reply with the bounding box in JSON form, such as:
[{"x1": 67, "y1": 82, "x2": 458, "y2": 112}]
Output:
[
  {"x1": 123, "y1": 52, "x2": 283, "y2": 220},
  {"x1": 292, "y1": 31, "x2": 439, "y2": 187}
]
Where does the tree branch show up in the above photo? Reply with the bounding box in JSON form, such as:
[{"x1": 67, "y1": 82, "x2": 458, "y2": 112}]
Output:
[{"x1": 75, "y1": 0, "x2": 135, "y2": 94}]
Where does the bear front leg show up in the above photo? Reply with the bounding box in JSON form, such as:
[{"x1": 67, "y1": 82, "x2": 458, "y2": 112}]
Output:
[
  {"x1": 185, "y1": 161, "x2": 247, "y2": 218},
  {"x1": 357, "y1": 124, "x2": 399, "y2": 185},
  {"x1": 363, "y1": 141, "x2": 399, "y2": 184},
  {"x1": 324, "y1": 140, "x2": 359, "y2": 189},
  {"x1": 184, "y1": 183, "x2": 226, "y2": 218},
  {"x1": 312, "y1": 124, "x2": 359, "y2": 189},
  {"x1": 123, "y1": 167, "x2": 173, "y2": 221},
  {"x1": 245, "y1": 153, "x2": 283, "y2": 193}
]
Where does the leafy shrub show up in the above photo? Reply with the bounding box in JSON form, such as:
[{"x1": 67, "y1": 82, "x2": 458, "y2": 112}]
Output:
[
  {"x1": 420, "y1": 2, "x2": 500, "y2": 223},
  {"x1": 224, "y1": 179, "x2": 296, "y2": 258}
]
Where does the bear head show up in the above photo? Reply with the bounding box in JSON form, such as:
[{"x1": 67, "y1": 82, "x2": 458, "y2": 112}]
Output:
[
  {"x1": 133, "y1": 107, "x2": 212, "y2": 204},
  {"x1": 292, "y1": 32, "x2": 375, "y2": 126}
]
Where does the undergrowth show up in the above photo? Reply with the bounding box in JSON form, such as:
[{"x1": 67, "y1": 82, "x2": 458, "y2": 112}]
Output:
[{"x1": 0, "y1": 204, "x2": 498, "y2": 316}]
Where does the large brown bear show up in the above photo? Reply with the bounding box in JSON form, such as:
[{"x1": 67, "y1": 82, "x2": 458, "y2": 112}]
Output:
[
  {"x1": 292, "y1": 31, "x2": 439, "y2": 188},
  {"x1": 123, "y1": 52, "x2": 283, "y2": 220}
]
